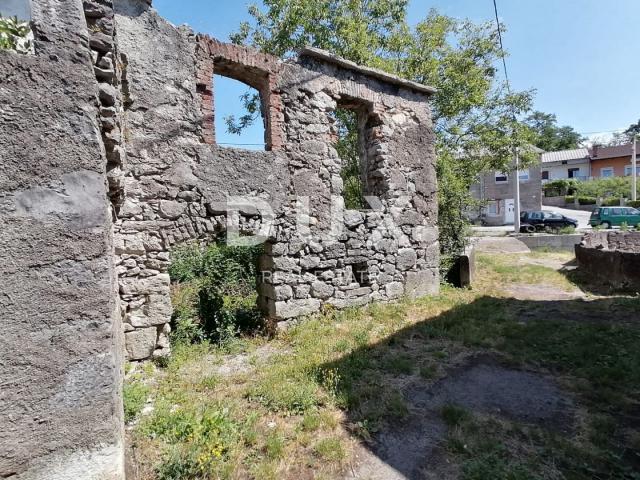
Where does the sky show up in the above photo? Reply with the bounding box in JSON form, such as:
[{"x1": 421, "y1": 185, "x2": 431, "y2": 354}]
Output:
[
  {"x1": 152, "y1": 0, "x2": 640, "y2": 148},
  {"x1": 2, "y1": 0, "x2": 31, "y2": 19}
]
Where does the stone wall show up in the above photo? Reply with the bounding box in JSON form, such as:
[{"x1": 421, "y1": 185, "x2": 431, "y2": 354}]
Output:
[
  {"x1": 576, "y1": 231, "x2": 640, "y2": 289},
  {"x1": 111, "y1": 0, "x2": 439, "y2": 360},
  {"x1": 0, "y1": 0, "x2": 124, "y2": 478},
  {"x1": 1, "y1": 0, "x2": 438, "y2": 473}
]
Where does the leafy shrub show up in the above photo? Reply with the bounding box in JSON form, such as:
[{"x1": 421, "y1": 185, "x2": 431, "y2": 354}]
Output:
[
  {"x1": 565, "y1": 194, "x2": 596, "y2": 205},
  {"x1": 627, "y1": 200, "x2": 640, "y2": 209},
  {"x1": 573, "y1": 177, "x2": 637, "y2": 199},
  {"x1": 602, "y1": 197, "x2": 621, "y2": 207},
  {"x1": 578, "y1": 196, "x2": 596, "y2": 205},
  {"x1": 169, "y1": 243, "x2": 263, "y2": 344},
  {"x1": 0, "y1": 16, "x2": 32, "y2": 54},
  {"x1": 544, "y1": 179, "x2": 578, "y2": 197}
]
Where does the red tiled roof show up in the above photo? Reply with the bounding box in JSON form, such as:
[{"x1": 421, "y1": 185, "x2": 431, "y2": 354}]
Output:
[{"x1": 590, "y1": 141, "x2": 639, "y2": 160}]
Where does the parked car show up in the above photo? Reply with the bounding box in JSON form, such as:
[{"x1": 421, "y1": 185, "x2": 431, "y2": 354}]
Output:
[
  {"x1": 589, "y1": 206, "x2": 640, "y2": 229},
  {"x1": 520, "y1": 210, "x2": 578, "y2": 233}
]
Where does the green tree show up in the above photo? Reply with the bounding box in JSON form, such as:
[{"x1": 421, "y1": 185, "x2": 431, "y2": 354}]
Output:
[
  {"x1": 524, "y1": 111, "x2": 583, "y2": 152},
  {"x1": 231, "y1": 0, "x2": 536, "y2": 273},
  {"x1": 0, "y1": 15, "x2": 32, "y2": 53},
  {"x1": 624, "y1": 119, "x2": 640, "y2": 137}
]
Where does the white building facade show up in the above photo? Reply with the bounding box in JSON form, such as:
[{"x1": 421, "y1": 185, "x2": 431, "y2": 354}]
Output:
[{"x1": 540, "y1": 148, "x2": 591, "y2": 182}]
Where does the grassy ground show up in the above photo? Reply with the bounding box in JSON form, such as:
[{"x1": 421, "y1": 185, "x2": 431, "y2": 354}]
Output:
[{"x1": 126, "y1": 249, "x2": 640, "y2": 480}]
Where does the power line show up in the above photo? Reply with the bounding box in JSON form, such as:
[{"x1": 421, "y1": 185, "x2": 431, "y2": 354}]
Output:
[
  {"x1": 492, "y1": 0, "x2": 521, "y2": 232},
  {"x1": 492, "y1": 0, "x2": 512, "y2": 96},
  {"x1": 491, "y1": 1, "x2": 628, "y2": 140},
  {"x1": 577, "y1": 128, "x2": 626, "y2": 136}
]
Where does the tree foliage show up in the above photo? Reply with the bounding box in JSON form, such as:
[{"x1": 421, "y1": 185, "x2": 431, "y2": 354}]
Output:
[
  {"x1": 624, "y1": 119, "x2": 640, "y2": 137},
  {"x1": 0, "y1": 15, "x2": 32, "y2": 54},
  {"x1": 524, "y1": 111, "x2": 583, "y2": 152},
  {"x1": 231, "y1": 0, "x2": 537, "y2": 272}
]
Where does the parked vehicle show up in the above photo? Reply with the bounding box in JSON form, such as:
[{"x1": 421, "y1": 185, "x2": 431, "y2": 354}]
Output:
[
  {"x1": 589, "y1": 206, "x2": 640, "y2": 229},
  {"x1": 520, "y1": 210, "x2": 578, "y2": 233}
]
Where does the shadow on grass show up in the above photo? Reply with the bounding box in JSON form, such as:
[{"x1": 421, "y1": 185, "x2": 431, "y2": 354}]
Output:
[
  {"x1": 558, "y1": 256, "x2": 640, "y2": 297},
  {"x1": 322, "y1": 295, "x2": 640, "y2": 479}
]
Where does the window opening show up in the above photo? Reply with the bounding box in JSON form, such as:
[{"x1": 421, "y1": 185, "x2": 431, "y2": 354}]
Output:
[
  {"x1": 332, "y1": 107, "x2": 365, "y2": 209},
  {"x1": 214, "y1": 74, "x2": 266, "y2": 151}
]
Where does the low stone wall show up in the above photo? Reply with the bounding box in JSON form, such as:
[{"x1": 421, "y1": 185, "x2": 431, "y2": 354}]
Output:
[
  {"x1": 575, "y1": 231, "x2": 640, "y2": 290},
  {"x1": 542, "y1": 195, "x2": 566, "y2": 207},
  {"x1": 516, "y1": 234, "x2": 583, "y2": 251}
]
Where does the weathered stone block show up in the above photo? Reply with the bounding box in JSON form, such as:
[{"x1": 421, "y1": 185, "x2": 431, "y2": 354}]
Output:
[
  {"x1": 275, "y1": 298, "x2": 322, "y2": 319},
  {"x1": 405, "y1": 269, "x2": 439, "y2": 298},
  {"x1": 125, "y1": 328, "x2": 158, "y2": 360},
  {"x1": 396, "y1": 248, "x2": 417, "y2": 271},
  {"x1": 311, "y1": 280, "x2": 334, "y2": 299},
  {"x1": 385, "y1": 281, "x2": 404, "y2": 299},
  {"x1": 159, "y1": 200, "x2": 186, "y2": 219}
]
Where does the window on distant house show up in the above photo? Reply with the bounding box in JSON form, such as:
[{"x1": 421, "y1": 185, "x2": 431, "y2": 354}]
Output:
[
  {"x1": 624, "y1": 165, "x2": 640, "y2": 176},
  {"x1": 495, "y1": 172, "x2": 508, "y2": 184},
  {"x1": 518, "y1": 169, "x2": 530, "y2": 182},
  {"x1": 487, "y1": 201, "x2": 498, "y2": 216},
  {"x1": 541, "y1": 171, "x2": 549, "y2": 180},
  {"x1": 568, "y1": 168, "x2": 580, "y2": 179},
  {"x1": 600, "y1": 167, "x2": 614, "y2": 178}
]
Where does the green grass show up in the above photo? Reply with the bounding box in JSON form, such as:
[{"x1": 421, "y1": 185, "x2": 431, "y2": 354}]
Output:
[
  {"x1": 123, "y1": 379, "x2": 149, "y2": 423},
  {"x1": 313, "y1": 437, "x2": 346, "y2": 462},
  {"x1": 382, "y1": 353, "x2": 414, "y2": 375},
  {"x1": 441, "y1": 404, "x2": 470, "y2": 427},
  {"x1": 128, "y1": 250, "x2": 640, "y2": 479}
]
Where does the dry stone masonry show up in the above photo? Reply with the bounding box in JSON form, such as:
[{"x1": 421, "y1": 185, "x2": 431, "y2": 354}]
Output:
[
  {"x1": 0, "y1": 0, "x2": 437, "y2": 477},
  {"x1": 576, "y1": 231, "x2": 640, "y2": 289},
  {"x1": 112, "y1": 2, "x2": 438, "y2": 360}
]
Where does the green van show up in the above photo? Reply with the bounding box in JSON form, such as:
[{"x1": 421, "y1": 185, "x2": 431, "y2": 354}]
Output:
[{"x1": 589, "y1": 206, "x2": 640, "y2": 229}]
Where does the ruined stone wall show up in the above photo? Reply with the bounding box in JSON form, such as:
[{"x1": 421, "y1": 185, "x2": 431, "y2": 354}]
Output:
[
  {"x1": 0, "y1": 0, "x2": 438, "y2": 474},
  {"x1": 111, "y1": 0, "x2": 438, "y2": 360},
  {"x1": 0, "y1": 0, "x2": 124, "y2": 478},
  {"x1": 576, "y1": 231, "x2": 640, "y2": 289}
]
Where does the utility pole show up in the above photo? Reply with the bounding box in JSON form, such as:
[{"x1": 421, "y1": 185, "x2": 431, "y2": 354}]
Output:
[
  {"x1": 514, "y1": 147, "x2": 521, "y2": 233},
  {"x1": 633, "y1": 135, "x2": 637, "y2": 201}
]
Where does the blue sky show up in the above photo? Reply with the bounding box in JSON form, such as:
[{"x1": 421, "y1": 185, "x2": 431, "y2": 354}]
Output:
[{"x1": 154, "y1": 0, "x2": 640, "y2": 148}]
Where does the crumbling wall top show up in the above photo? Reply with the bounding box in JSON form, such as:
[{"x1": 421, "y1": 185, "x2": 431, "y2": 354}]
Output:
[{"x1": 298, "y1": 47, "x2": 437, "y2": 96}]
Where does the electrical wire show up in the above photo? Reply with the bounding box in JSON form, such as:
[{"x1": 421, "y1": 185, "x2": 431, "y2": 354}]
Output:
[
  {"x1": 492, "y1": 0, "x2": 512, "y2": 96},
  {"x1": 492, "y1": 0, "x2": 628, "y2": 139}
]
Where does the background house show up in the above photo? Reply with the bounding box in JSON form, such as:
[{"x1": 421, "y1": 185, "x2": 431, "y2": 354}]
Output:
[
  {"x1": 470, "y1": 151, "x2": 543, "y2": 226},
  {"x1": 540, "y1": 148, "x2": 590, "y2": 182},
  {"x1": 590, "y1": 141, "x2": 640, "y2": 178}
]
